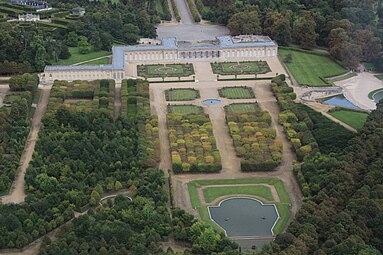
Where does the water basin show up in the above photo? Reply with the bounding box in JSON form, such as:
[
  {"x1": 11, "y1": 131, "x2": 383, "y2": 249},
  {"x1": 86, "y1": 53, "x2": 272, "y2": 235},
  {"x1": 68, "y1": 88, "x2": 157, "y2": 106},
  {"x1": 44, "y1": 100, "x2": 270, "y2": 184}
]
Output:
[
  {"x1": 372, "y1": 90, "x2": 383, "y2": 103},
  {"x1": 322, "y1": 95, "x2": 360, "y2": 110},
  {"x1": 208, "y1": 197, "x2": 279, "y2": 237},
  {"x1": 203, "y1": 99, "x2": 221, "y2": 105}
]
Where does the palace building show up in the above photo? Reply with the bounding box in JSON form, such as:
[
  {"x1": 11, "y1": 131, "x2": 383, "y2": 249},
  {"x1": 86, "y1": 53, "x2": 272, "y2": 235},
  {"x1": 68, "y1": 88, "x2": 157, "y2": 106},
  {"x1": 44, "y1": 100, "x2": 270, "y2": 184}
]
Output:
[{"x1": 43, "y1": 35, "x2": 278, "y2": 82}]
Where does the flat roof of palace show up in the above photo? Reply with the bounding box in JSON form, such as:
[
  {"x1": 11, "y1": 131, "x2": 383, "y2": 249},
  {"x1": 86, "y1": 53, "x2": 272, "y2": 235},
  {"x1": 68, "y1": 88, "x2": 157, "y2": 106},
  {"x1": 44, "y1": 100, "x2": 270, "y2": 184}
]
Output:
[
  {"x1": 45, "y1": 35, "x2": 277, "y2": 71},
  {"x1": 44, "y1": 65, "x2": 114, "y2": 71}
]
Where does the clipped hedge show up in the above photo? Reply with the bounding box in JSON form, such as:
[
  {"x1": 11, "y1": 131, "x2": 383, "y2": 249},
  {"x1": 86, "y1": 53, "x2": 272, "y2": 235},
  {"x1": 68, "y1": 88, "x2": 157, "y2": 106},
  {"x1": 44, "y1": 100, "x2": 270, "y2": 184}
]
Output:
[{"x1": 187, "y1": 0, "x2": 200, "y2": 22}]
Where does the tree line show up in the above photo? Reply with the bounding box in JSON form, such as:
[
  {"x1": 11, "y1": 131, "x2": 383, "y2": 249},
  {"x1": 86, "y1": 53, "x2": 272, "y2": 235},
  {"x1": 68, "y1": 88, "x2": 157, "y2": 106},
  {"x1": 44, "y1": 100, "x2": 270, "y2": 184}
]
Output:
[
  {"x1": 202, "y1": 0, "x2": 383, "y2": 69},
  {"x1": 262, "y1": 76, "x2": 383, "y2": 254}
]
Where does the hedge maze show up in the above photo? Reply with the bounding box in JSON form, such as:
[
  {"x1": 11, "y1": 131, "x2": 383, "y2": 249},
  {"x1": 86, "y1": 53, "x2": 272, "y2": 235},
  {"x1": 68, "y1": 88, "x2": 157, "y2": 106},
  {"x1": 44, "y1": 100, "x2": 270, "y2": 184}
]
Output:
[
  {"x1": 225, "y1": 103, "x2": 283, "y2": 171},
  {"x1": 219, "y1": 86, "x2": 255, "y2": 99},
  {"x1": 167, "y1": 113, "x2": 221, "y2": 173},
  {"x1": 165, "y1": 88, "x2": 200, "y2": 101},
  {"x1": 211, "y1": 61, "x2": 271, "y2": 75},
  {"x1": 137, "y1": 63, "x2": 195, "y2": 78}
]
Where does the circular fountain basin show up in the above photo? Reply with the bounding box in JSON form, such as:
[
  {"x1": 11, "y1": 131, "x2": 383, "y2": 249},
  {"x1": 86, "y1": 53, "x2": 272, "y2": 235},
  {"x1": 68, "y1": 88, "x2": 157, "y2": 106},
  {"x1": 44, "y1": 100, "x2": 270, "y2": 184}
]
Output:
[{"x1": 203, "y1": 99, "x2": 221, "y2": 105}]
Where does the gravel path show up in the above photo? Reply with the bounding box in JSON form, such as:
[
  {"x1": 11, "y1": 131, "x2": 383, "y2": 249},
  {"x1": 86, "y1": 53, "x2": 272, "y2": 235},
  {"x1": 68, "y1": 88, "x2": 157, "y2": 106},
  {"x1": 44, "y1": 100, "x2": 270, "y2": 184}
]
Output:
[
  {"x1": 1, "y1": 85, "x2": 52, "y2": 204},
  {"x1": 114, "y1": 81, "x2": 121, "y2": 120}
]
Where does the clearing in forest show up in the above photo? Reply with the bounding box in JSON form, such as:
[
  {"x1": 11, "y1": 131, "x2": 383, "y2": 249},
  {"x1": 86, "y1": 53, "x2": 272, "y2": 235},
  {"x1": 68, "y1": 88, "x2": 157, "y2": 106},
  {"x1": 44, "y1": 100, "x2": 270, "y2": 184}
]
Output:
[
  {"x1": 328, "y1": 109, "x2": 368, "y2": 129},
  {"x1": 279, "y1": 48, "x2": 346, "y2": 86},
  {"x1": 188, "y1": 178, "x2": 291, "y2": 235}
]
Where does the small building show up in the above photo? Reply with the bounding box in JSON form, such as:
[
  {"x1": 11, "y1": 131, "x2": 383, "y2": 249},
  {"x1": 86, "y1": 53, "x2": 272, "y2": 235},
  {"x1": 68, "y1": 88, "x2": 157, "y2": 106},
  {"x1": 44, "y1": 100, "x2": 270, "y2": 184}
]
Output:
[
  {"x1": 18, "y1": 13, "x2": 40, "y2": 21},
  {"x1": 72, "y1": 7, "x2": 85, "y2": 16}
]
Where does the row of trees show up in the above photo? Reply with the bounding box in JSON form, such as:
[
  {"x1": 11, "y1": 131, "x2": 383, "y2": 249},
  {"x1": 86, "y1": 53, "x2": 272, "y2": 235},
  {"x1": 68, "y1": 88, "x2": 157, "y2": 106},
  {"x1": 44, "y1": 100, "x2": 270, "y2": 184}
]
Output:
[{"x1": 225, "y1": 104, "x2": 283, "y2": 171}]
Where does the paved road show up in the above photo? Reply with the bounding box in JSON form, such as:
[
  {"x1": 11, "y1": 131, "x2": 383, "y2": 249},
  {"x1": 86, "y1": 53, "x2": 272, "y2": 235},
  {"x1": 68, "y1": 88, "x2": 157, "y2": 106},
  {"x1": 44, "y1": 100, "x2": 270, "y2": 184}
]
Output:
[{"x1": 175, "y1": 0, "x2": 193, "y2": 24}]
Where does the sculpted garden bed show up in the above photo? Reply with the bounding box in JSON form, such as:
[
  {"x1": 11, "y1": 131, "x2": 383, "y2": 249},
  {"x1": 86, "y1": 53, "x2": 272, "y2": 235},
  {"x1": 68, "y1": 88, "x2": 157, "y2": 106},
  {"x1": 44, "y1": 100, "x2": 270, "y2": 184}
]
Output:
[
  {"x1": 167, "y1": 113, "x2": 221, "y2": 173},
  {"x1": 225, "y1": 103, "x2": 283, "y2": 171}
]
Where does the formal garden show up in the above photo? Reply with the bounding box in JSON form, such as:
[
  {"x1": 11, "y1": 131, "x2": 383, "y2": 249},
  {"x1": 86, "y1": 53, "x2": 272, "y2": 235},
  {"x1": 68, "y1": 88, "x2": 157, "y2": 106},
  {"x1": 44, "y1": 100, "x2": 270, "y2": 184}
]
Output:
[
  {"x1": 188, "y1": 178, "x2": 291, "y2": 235},
  {"x1": 48, "y1": 79, "x2": 115, "y2": 115},
  {"x1": 218, "y1": 86, "x2": 255, "y2": 99},
  {"x1": 167, "y1": 104, "x2": 204, "y2": 114},
  {"x1": 165, "y1": 88, "x2": 200, "y2": 101},
  {"x1": 167, "y1": 113, "x2": 221, "y2": 173},
  {"x1": 211, "y1": 61, "x2": 271, "y2": 75},
  {"x1": 225, "y1": 103, "x2": 283, "y2": 171},
  {"x1": 279, "y1": 48, "x2": 347, "y2": 86},
  {"x1": 121, "y1": 79, "x2": 160, "y2": 166},
  {"x1": 137, "y1": 63, "x2": 195, "y2": 78}
]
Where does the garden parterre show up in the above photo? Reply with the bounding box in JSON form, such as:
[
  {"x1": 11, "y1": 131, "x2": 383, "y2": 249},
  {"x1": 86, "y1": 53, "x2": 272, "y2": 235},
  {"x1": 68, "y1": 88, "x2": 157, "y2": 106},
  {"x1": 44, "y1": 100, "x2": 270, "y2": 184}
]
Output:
[
  {"x1": 165, "y1": 88, "x2": 200, "y2": 101},
  {"x1": 225, "y1": 103, "x2": 283, "y2": 171},
  {"x1": 167, "y1": 113, "x2": 221, "y2": 173},
  {"x1": 219, "y1": 86, "x2": 255, "y2": 99},
  {"x1": 137, "y1": 63, "x2": 195, "y2": 78},
  {"x1": 211, "y1": 61, "x2": 271, "y2": 75}
]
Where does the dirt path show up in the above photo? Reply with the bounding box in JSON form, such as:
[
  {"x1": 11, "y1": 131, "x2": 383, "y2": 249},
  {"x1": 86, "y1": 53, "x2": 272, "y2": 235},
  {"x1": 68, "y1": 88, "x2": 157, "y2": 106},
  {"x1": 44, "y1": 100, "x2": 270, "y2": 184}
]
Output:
[
  {"x1": 150, "y1": 80, "x2": 303, "y2": 223},
  {"x1": 1, "y1": 85, "x2": 52, "y2": 204},
  {"x1": 114, "y1": 80, "x2": 121, "y2": 120}
]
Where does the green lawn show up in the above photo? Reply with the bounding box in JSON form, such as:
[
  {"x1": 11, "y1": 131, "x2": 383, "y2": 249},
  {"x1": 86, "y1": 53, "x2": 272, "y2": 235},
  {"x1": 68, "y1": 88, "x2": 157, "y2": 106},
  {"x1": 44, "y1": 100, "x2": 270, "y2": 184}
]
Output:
[
  {"x1": 56, "y1": 47, "x2": 110, "y2": 65},
  {"x1": 203, "y1": 185, "x2": 273, "y2": 203},
  {"x1": 137, "y1": 64, "x2": 194, "y2": 78},
  {"x1": 225, "y1": 103, "x2": 260, "y2": 114},
  {"x1": 329, "y1": 110, "x2": 368, "y2": 129},
  {"x1": 374, "y1": 74, "x2": 383, "y2": 80},
  {"x1": 211, "y1": 61, "x2": 271, "y2": 75},
  {"x1": 219, "y1": 86, "x2": 255, "y2": 99},
  {"x1": 188, "y1": 178, "x2": 291, "y2": 235},
  {"x1": 79, "y1": 57, "x2": 109, "y2": 65},
  {"x1": 165, "y1": 88, "x2": 200, "y2": 101},
  {"x1": 167, "y1": 104, "x2": 203, "y2": 114},
  {"x1": 279, "y1": 48, "x2": 347, "y2": 86}
]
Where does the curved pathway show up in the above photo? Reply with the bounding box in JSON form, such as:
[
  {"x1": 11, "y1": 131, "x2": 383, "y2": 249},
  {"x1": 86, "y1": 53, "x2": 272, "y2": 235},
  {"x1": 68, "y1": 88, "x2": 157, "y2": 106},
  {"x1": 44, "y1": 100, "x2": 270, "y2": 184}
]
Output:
[{"x1": 1, "y1": 84, "x2": 52, "y2": 204}]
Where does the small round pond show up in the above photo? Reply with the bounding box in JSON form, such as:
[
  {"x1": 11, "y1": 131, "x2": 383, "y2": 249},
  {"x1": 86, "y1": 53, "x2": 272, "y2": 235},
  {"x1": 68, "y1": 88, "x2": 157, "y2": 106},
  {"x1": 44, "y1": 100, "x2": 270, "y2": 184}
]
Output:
[
  {"x1": 208, "y1": 197, "x2": 279, "y2": 237},
  {"x1": 322, "y1": 95, "x2": 360, "y2": 110},
  {"x1": 372, "y1": 90, "x2": 383, "y2": 103},
  {"x1": 203, "y1": 99, "x2": 221, "y2": 105}
]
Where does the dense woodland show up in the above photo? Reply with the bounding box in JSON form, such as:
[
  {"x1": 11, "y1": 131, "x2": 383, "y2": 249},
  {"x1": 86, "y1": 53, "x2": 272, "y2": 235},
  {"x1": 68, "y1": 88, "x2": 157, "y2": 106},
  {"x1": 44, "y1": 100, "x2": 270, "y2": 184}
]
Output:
[
  {"x1": 263, "y1": 76, "x2": 383, "y2": 254},
  {"x1": 0, "y1": 0, "x2": 161, "y2": 74},
  {"x1": 0, "y1": 74, "x2": 38, "y2": 193},
  {"x1": 198, "y1": 0, "x2": 383, "y2": 69}
]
